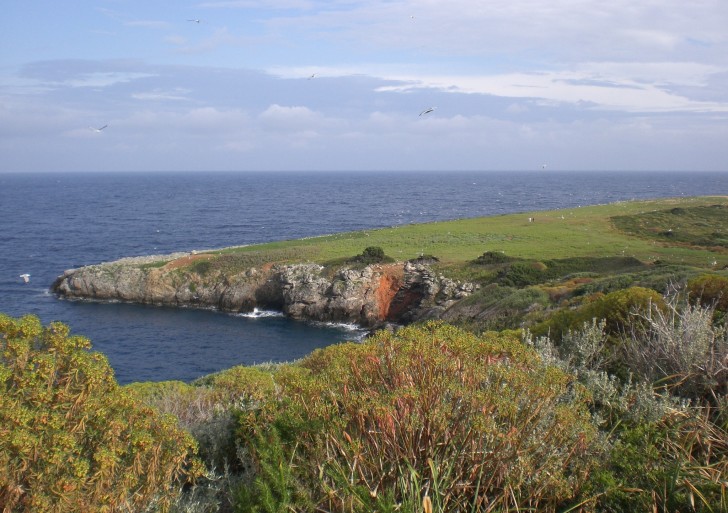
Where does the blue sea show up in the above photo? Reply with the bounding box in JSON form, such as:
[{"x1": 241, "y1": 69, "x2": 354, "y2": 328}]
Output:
[{"x1": 1, "y1": 170, "x2": 726, "y2": 384}]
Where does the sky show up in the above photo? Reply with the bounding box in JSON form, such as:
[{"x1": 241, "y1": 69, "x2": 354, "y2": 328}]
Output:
[{"x1": 1, "y1": 0, "x2": 728, "y2": 172}]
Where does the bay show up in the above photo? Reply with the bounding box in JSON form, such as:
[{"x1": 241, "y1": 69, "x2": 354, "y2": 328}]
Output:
[{"x1": 1, "y1": 170, "x2": 726, "y2": 384}]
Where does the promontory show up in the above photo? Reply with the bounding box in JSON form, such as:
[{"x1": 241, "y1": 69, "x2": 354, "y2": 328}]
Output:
[{"x1": 52, "y1": 197, "x2": 728, "y2": 331}]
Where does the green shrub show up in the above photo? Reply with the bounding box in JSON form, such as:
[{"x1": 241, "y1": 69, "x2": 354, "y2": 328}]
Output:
[
  {"x1": 533, "y1": 286, "x2": 665, "y2": 343},
  {"x1": 130, "y1": 366, "x2": 277, "y2": 469},
  {"x1": 499, "y1": 261, "x2": 547, "y2": 286},
  {"x1": 0, "y1": 314, "x2": 203, "y2": 512},
  {"x1": 473, "y1": 250, "x2": 515, "y2": 265},
  {"x1": 347, "y1": 246, "x2": 394, "y2": 265},
  {"x1": 688, "y1": 274, "x2": 728, "y2": 313},
  {"x1": 235, "y1": 322, "x2": 600, "y2": 513},
  {"x1": 526, "y1": 319, "x2": 728, "y2": 513},
  {"x1": 190, "y1": 260, "x2": 213, "y2": 276}
]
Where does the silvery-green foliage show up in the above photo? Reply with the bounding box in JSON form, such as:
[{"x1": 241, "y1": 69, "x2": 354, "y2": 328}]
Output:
[
  {"x1": 165, "y1": 465, "x2": 246, "y2": 513},
  {"x1": 524, "y1": 320, "x2": 678, "y2": 427},
  {"x1": 624, "y1": 292, "x2": 727, "y2": 401},
  {"x1": 524, "y1": 319, "x2": 608, "y2": 372},
  {"x1": 560, "y1": 318, "x2": 608, "y2": 370},
  {"x1": 626, "y1": 379, "x2": 678, "y2": 424},
  {"x1": 522, "y1": 330, "x2": 564, "y2": 369}
]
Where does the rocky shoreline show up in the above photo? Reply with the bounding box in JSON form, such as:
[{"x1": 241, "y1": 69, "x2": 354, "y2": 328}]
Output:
[{"x1": 51, "y1": 253, "x2": 479, "y2": 329}]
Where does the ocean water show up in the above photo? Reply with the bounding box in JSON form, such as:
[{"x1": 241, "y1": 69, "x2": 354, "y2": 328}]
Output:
[{"x1": 1, "y1": 170, "x2": 726, "y2": 384}]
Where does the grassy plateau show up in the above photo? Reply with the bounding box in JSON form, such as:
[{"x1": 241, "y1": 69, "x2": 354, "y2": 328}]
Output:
[{"x1": 189, "y1": 196, "x2": 727, "y2": 272}]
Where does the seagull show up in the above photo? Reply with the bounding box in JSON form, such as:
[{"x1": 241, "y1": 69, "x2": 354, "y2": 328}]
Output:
[
  {"x1": 19, "y1": 273, "x2": 30, "y2": 283},
  {"x1": 541, "y1": 163, "x2": 547, "y2": 169},
  {"x1": 187, "y1": 19, "x2": 201, "y2": 23},
  {"x1": 419, "y1": 107, "x2": 435, "y2": 116},
  {"x1": 89, "y1": 124, "x2": 108, "y2": 132},
  {"x1": 308, "y1": 73, "x2": 316, "y2": 80}
]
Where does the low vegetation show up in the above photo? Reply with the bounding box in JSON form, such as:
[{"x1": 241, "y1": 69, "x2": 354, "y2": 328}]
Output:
[
  {"x1": 235, "y1": 323, "x2": 601, "y2": 512},
  {"x1": 346, "y1": 245, "x2": 395, "y2": 266},
  {"x1": 123, "y1": 289, "x2": 726, "y2": 513},
  {"x1": 0, "y1": 314, "x2": 204, "y2": 512},
  {"x1": 612, "y1": 204, "x2": 728, "y2": 249},
  {"x1": 3, "y1": 197, "x2": 727, "y2": 512}
]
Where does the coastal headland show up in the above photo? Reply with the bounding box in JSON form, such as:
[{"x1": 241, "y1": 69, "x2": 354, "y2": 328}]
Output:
[{"x1": 52, "y1": 196, "x2": 728, "y2": 330}]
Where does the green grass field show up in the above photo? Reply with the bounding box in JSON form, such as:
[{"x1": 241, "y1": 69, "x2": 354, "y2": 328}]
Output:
[{"x1": 194, "y1": 196, "x2": 727, "y2": 275}]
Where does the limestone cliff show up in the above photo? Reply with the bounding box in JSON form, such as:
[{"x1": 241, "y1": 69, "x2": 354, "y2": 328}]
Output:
[{"x1": 51, "y1": 253, "x2": 478, "y2": 328}]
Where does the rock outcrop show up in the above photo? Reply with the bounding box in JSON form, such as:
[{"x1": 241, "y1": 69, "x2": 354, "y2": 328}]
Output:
[{"x1": 51, "y1": 254, "x2": 478, "y2": 328}]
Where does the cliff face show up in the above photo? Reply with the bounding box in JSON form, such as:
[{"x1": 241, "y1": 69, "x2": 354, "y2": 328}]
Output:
[{"x1": 51, "y1": 255, "x2": 478, "y2": 328}]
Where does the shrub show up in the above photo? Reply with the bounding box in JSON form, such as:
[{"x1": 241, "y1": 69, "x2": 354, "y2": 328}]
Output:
[
  {"x1": 688, "y1": 274, "x2": 728, "y2": 313},
  {"x1": 525, "y1": 320, "x2": 728, "y2": 513},
  {"x1": 622, "y1": 294, "x2": 728, "y2": 403},
  {"x1": 235, "y1": 322, "x2": 600, "y2": 513},
  {"x1": 0, "y1": 314, "x2": 203, "y2": 513},
  {"x1": 533, "y1": 286, "x2": 665, "y2": 343},
  {"x1": 473, "y1": 250, "x2": 514, "y2": 265},
  {"x1": 347, "y1": 246, "x2": 394, "y2": 265},
  {"x1": 499, "y1": 261, "x2": 547, "y2": 287},
  {"x1": 126, "y1": 367, "x2": 281, "y2": 512},
  {"x1": 190, "y1": 260, "x2": 213, "y2": 276}
]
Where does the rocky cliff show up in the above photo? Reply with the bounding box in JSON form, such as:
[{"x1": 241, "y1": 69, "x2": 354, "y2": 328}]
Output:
[{"x1": 51, "y1": 253, "x2": 478, "y2": 328}]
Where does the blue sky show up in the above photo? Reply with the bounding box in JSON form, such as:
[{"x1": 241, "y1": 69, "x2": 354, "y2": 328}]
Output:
[{"x1": 1, "y1": 0, "x2": 727, "y2": 172}]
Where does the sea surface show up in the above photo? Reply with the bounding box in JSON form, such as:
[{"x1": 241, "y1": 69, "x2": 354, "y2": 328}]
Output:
[{"x1": 1, "y1": 170, "x2": 726, "y2": 384}]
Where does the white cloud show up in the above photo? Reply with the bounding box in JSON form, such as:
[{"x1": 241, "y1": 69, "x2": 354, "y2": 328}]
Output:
[
  {"x1": 3, "y1": 0, "x2": 728, "y2": 171},
  {"x1": 372, "y1": 65, "x2": 728, "y2": 113},
  {"x1": 258, "y1": 104, "x2": 331, "y2": 132},
  {"x1": 131, "y1": 88, "x2": 191, "y2": 101},
  {"x1": 61, "y1": 72, "x2": 154, "y2": 89}
]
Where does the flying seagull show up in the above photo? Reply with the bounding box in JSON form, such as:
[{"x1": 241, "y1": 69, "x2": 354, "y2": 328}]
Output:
[
  {"x1": 308, "y1": 73, "x2": 316, "y2": 80},
  {"x1": 89, "y1": 124, "x2": 108, "y2": 132},
  {"x1": 19, "y1": 273, "x2": 30, "y2": 283},
  {"x1": 419, "y1": 107, "x2": 435, "y2": 116},
  {"x1": 187, "y1": 19, "x2": 201, "y2": 23}
]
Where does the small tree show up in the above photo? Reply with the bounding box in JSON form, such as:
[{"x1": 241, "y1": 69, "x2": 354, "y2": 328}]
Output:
[
  {"x1": 0, "y1": 314, "x2": 204, "y2": 512},
  {"x1": 348, "y1": 246, "x2": 393, "y2": 265}
]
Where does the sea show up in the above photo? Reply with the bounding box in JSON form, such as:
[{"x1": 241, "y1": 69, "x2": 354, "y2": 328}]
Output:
[{"x1": 1, "y1": 170, "x2": 726, "y2": 384}]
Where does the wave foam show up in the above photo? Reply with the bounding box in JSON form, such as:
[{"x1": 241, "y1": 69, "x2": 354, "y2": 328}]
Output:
[{"x1": 236, "y1": 308, "x2": 285, "y2": 319}]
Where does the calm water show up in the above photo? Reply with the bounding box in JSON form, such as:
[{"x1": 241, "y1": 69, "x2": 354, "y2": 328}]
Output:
[{"x1": 1, "y1": 170, "x2": 726, "y2": 383}]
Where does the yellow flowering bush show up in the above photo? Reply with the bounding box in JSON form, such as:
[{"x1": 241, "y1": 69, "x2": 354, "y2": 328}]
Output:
[{"x1": 0, "y1": 314, "x2": 203, "y2": 513}]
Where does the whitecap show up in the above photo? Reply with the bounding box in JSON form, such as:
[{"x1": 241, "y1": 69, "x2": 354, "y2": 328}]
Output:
[
  {"x1": 309, "y1": 321, "x2": 369, "y2": 341},
  {"x1": 236, "y1": 308, "x2": 285, "y2": 319}
]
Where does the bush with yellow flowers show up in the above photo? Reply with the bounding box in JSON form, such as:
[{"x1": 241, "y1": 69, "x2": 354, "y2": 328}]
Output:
[{"x1": 0, "y1": 314, "x2": 204, "y2": 512}]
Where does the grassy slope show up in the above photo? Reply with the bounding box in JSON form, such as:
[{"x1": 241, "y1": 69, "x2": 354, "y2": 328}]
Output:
[{"x1": 195, "y1": 196, "x2": 727, "y2": 274}]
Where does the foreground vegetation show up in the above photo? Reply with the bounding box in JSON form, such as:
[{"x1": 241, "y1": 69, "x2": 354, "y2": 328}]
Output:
[
  {"x1": 4, "y1": 298, "x2": 724, "y2": 512},
  {"x1": 0, "y1": 314, "x2": 204, "y2": 512},
  {"x1": 2, "y1": 197, "x2": 727, "y2": 512}
]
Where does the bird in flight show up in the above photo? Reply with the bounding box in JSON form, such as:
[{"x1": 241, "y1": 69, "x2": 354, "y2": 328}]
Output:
[
  {"x1": 308, "y1": 73, "x2": 316, "y2": 80},
  {"x1": 419, "y1": 107, "x2": 436, "y2": 116},
  {"x1": 89, "y1": 124, "x2": 108, "y2": 132},
  {"x1": 19, "y1": 273, "x2": 30, "y2": 283},
  {"x1": 187, "y1": 19, "x2": 201, "y2": 23}
]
